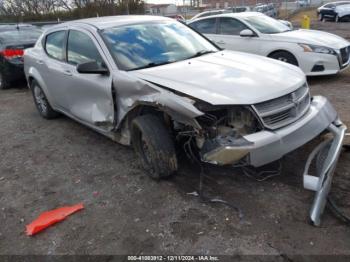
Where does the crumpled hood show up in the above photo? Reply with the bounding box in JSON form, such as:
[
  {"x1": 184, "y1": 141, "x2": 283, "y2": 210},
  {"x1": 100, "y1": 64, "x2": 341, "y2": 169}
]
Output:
[
  {"x1": 129, "y1": 50, "x2": 306, "y2": 105},
  {"x1": 270, "y1": 29, "x2": 350, "y2": 49}
]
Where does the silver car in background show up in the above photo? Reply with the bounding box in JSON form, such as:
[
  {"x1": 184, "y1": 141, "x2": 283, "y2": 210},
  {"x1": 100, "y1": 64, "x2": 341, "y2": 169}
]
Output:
[{"x1": 24, "y1": 16, "x2": 346, "y2": 226}]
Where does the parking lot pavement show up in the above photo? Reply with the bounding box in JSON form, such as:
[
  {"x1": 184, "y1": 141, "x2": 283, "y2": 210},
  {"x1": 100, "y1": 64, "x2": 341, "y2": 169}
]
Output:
[{"x1": 1, "y1": 21, "x2": 350, "y2": 256}]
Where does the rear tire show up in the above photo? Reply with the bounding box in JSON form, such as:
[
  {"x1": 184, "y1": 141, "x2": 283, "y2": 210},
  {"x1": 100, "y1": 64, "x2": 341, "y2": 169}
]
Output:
[
  {"x1": 269, "y1": 51, "x2": 298, "y2": 66},
  {"x1": 0, "y1": 72, "x2": 10, "y2": 89},
  {"x1": 31, "y1": 80, "x2": 60, "y2": 119},
  {"x1": 131, "y1": 115, "x2": 178, "y2": 179}
]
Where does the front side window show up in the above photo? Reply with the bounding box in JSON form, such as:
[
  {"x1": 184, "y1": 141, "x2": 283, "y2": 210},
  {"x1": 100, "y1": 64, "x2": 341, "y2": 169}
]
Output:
[
  {"x1": 45, "y1": 31, "x2": 66, "y2": 60},
  {"x1": 101, "y1": 21, "x2": 218, "y2": 71},
  {"x1": 189, "y1": 18, "x2": 217, "y2": 34},
  {"x1": 67, "y1": 30, "x2": 103, "y2": 65},
  {"x1": 218, "y1": 18, "x2": 249, "y2": 35},
  {"x1": 242, "y1": 15, "x2": 291, "y2": 34}
]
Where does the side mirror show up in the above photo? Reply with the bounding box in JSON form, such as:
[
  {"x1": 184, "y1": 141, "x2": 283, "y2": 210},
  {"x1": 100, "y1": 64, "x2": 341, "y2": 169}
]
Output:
[
  {"x1": 279, "y1": 19, "x2": 293, "y2": 30},
  {"x1": 240, "y1": 29, "x2": 255, "y2": 37},
  {"x1": 77, "y1": 61, "x2": 109, "y2": 75}
]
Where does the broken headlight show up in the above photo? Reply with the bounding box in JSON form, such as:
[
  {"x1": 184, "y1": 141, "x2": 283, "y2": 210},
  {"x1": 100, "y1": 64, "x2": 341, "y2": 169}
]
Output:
[
  {"x1": 194, "y1": 104, "x2": 261, "y2": 165},
  {"x1": 195, "y1": 103, "x2": 262, "y2": 142}
]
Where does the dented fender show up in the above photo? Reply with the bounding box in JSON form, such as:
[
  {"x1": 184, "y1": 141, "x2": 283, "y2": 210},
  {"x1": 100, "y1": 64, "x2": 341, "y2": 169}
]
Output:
[{"x1": 112, "y1": 71, "x2": 204, "y2": 136}]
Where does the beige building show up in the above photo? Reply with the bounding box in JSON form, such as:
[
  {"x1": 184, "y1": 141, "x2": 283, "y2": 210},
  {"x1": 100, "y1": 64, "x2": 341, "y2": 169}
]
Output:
[{"x1": 145, "y1": 3, "x2": 178, "y2": 15}]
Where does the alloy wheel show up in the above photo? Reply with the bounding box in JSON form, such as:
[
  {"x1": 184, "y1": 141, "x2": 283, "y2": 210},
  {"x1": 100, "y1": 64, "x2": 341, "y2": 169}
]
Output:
[
  {"x1": 278, "y1": 57, "x2": 288, "y2": 62},
  {"x1": 34, "y1": 85, "x2": 48, "y2": 115}
]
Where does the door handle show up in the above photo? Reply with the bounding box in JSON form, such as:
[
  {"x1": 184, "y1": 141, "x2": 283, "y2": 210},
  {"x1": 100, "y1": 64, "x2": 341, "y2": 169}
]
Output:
[
  {"x1": 216, "y1": 41, "x2": 226, "y2": 45},
  {"x1": 36, "y1": 60, "x2": 44, "y2": 65},
  {"x1": 63, "y1": 70, "x2": 72, "y2": 76}
]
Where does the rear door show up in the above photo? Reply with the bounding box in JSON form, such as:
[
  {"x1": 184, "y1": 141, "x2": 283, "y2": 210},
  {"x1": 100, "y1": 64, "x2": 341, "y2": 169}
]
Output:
[
  {"x1": 189, "y1": 17, "x2": 219, "y2": 44},
  {"x1": 42, "y1": 30, "x2": 70, "y2": 108}
]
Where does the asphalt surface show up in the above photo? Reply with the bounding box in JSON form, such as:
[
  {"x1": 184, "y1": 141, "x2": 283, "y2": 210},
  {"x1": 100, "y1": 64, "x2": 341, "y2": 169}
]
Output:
[{"x1": 0, "y1": 20, "x2": 350, "y2": 256}]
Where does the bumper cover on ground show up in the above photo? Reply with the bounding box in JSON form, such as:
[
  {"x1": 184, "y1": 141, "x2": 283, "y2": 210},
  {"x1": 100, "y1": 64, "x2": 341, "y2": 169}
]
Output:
[{"x1": 303, "y1": 122, "x2": 347, "y2": 226}]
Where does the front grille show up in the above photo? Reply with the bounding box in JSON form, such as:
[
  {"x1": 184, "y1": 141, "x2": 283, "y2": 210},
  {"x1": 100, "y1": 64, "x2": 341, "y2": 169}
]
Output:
[
  {"x1": 340, "y1": 46, "x2": 350, "y2": 65},
  {"x1": 253, "y1": 84, "x2": 311, "y2": 130}
]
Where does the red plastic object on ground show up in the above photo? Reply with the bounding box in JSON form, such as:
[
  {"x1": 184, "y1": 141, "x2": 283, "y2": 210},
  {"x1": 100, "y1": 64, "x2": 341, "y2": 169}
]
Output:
[{"x1": 26, "y1": 203, "x2": 84, "y2": 236}]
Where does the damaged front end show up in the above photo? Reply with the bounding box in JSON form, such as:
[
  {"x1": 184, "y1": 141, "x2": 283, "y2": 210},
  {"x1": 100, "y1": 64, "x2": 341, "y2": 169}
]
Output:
[
  {"x1": 116, "y1": 75, "x2": 347, "y2": 226},
  {"x1": 194, "y1": 104, "x2": 261, "y2": 166},
  {"x1": 188, "y1": 91, "x2": 347, "y2": 226}
]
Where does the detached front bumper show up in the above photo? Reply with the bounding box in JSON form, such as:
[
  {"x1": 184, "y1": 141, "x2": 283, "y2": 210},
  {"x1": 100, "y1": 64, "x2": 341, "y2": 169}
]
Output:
[
  {"x1": 201, "y1": 96, "x2": 338, "y2": 167},
  {"x1": 303, "y1": 122, "x2": 347, "y2": 226}
]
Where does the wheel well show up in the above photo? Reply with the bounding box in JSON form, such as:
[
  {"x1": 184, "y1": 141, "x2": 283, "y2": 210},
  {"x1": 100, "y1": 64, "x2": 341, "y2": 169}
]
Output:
[
  {"x1": 28, "y1": 76, "x2": 35, "y2": 87},
  {"x1": 267, "y1": 50, "x2": 299, "y2": 66},
  {"x1": 125, "y1": 105, "x2": 172, "y2": 130}
]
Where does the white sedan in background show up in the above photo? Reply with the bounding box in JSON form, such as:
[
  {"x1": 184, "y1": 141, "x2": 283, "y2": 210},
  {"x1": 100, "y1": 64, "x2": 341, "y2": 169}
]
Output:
[{"x1": 188, "y1": 12, "x2": 350, "y2": 76}]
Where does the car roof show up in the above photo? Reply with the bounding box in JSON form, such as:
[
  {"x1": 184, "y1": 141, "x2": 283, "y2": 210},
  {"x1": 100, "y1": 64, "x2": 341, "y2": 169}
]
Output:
[
  {"x1": 57, "y1": 15, "x2": 173, "y2": 30},
  {"x1": 189, "y1": 11, "x2": 264, "y2": 22},
  {"x1": 195, "y1": 9, "x2": 226, "y2": 14},
  {"x1": 322, "y1": 1, "x2": 350, "y2": 5},
  {"x1": 191, "y1": 9, "x2": 227, "y2": 18}
]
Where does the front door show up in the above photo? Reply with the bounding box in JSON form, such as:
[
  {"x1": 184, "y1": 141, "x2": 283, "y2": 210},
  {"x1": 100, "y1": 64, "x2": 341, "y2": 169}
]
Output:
[
  {"x1": 212, "y1": 17, "x2": 261, "y2": 54},
  {"x1": 61, "y1": 29, "x2": 115, "y2": 129}
]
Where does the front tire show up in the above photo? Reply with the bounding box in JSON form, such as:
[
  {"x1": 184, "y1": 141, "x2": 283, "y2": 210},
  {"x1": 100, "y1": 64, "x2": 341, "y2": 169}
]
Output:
[
  {"x1": 318, "y1": 13, "x2": 324, "y2": 21},
  {"x1": 335, "y1": 14, "x2": 340, "y2": 22},
  {"x1": 131, "y1": 115, "x2": 178, "y2": 179},
  {"x1": 31, "y1": 80, "x2": 60, "y2": 119},
  {"x1": 269, "y1": 51, "x2": 298, "y2": 66}
]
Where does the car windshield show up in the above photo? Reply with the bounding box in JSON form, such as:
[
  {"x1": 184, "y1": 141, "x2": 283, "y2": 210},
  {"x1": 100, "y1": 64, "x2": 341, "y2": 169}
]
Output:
[
  {"x1": 101, "y1": 21, "x2": 218, "y2": 71},
  {"x1": 242, "y1": 15, "x2": 291, "y2": 34}
]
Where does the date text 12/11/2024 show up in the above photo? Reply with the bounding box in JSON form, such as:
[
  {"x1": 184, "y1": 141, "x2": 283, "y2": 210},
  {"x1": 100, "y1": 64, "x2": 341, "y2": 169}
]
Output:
[{"x1": 127, "y1": 256, "x2": 220, "y2": 261}]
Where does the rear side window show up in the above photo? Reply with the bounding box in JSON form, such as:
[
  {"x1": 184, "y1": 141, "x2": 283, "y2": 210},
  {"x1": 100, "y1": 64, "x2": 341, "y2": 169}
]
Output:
[
  {"x1": 45, "y1": 31, "x2": 66, "y2": 61},
  {"x1": 190, "y1": 18, "x2": 217, "y2": 34},
  {"x1": 67, "y1": 30, "x2": 103, "y2": 65},
  {"x1": 218, "y1": 18, "x2": 249, "y2": 35}
]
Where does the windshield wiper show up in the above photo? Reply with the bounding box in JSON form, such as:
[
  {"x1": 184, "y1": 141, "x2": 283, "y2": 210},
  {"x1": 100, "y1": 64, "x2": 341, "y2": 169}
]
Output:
[
  {"x1": 188, "y1": 50, "x2": 216, "y2": 59},
  {"x1": 130, "y1": 50, "x2": 216, "y2": 71},
  {"x1": 130, "y1": 60, "x2": 174, "y2": 71}
]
